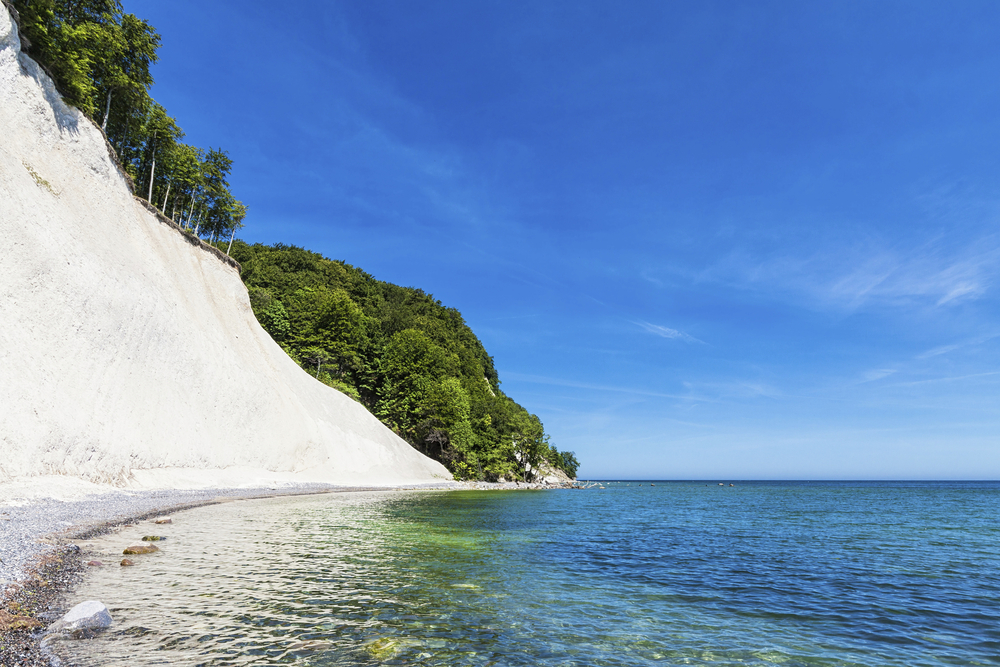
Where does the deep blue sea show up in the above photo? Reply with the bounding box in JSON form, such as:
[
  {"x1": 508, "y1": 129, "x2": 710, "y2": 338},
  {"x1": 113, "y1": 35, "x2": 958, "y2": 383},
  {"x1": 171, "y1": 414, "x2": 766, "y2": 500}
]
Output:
[{"x1": 55, "y1": 482, "x2": 1000, "y2": 666}]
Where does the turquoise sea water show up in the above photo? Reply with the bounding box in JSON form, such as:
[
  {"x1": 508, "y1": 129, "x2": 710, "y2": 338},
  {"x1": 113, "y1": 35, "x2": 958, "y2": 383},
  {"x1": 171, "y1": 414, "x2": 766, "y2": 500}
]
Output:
[{"x1": 54, "y1": 482, "x2": 1000, "y2": 666}]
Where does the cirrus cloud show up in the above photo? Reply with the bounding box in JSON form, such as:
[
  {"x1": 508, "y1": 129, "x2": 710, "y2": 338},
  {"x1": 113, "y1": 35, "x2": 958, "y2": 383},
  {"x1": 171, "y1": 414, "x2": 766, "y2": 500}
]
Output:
[{"x1": 635, "y1": 320, "x2": 704, "y2": 344}]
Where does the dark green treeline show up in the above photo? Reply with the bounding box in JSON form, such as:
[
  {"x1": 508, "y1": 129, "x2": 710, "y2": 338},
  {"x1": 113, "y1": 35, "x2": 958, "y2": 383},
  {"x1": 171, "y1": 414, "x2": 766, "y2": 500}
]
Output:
[
  {"x1": 228, "y1": 242, "x2": 579, "y2": 481},
  {"x1": 10, "y1": 0, "x2": 247, "y2": 243}
]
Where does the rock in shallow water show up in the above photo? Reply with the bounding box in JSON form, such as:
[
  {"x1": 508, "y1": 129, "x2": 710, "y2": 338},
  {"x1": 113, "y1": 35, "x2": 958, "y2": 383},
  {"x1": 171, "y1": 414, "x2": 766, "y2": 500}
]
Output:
[
  {"x1": 120, "y1": 558, "x2": 134, "y2": 566},
  {"x1": 86, "y1": 560, "x2": 103, "y2": 567},
  {"x1": 141, "y1": 535, "x2": 165, "y2": 541},
  {"x1": 365, "y1": 637, "x2": 399, "y2": 659},
  {"x1": 123, "y1": 544, "x2": 158, "y2": 555},
  {"x1": 153, "y1": 518, "x2": 172, "y2": 524},
  {"x1": 47, "y1": 600, "x2": 112, "y2": 638}
]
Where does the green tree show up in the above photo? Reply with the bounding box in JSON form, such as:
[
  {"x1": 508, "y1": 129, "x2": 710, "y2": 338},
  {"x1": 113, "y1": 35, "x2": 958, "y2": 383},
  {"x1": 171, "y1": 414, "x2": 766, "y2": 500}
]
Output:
[
  {"x1": 307, "y1": 289, "x2": 368, "y2": 376},
  {"x1": 12, "y1": 0, "x2": 158, "y2": 122},
  {"x1": 248, "y1": 287, "x2": 291, "y2": 342},
  {"x1": 95, "y1": 12, "x2": 158, "y2": 132},
  {"x1": 226, "y1": 242, "x2": 575, "y2": 481},
  {"x1": 376, "y1": 329, "x2": 456, "y2": 444}
]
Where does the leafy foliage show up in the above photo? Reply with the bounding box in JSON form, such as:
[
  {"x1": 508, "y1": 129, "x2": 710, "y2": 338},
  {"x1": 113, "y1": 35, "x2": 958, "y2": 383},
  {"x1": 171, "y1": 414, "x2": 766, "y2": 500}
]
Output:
[
  {"x1": 10, "y1": 0, "x2": 246, "y2": 243},
  {"x1": 230, "y1": 242, "x2": 579, "y2": 481}
]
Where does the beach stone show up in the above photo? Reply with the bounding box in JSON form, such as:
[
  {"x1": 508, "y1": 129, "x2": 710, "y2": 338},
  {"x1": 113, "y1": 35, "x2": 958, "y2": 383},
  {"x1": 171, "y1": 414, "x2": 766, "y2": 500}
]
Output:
[
  {"x1": 46, "y1": 600, "x2": 112, "y2": 638},
  {"x1": 153, "y1": 518, "x2": 173, "y2": 524},
  {"x1": 86, "y1": 560, "x2": 103, "y2": 567},
  {"x1": 120, "y1": 558, "x2": 134, "y2": 566},
  {"x1": 123, "y1": 544, "x2": 158, "y2": 555},
  {"x1": 141, "y1": 535, "x2": 165, "y2": 542}
]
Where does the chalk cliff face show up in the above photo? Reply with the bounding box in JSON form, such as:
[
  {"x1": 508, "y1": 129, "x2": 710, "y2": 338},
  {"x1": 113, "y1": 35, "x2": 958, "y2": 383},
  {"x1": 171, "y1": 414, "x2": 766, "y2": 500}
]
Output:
[{"x1": 0, "y1": 9, "x2": 450, "y2": 488}]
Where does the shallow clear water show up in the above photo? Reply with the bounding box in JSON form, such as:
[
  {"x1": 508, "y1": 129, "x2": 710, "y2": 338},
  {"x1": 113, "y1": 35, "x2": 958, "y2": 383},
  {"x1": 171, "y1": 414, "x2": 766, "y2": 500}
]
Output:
[{"x1": 53, "y1": 482, "x2": 1000, "y2": 666}]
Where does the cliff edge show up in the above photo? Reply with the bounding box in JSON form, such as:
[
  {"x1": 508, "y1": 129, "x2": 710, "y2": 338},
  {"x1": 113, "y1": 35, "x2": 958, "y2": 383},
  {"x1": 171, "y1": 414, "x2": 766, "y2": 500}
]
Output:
[{"x1": 0, "y1": 9, "x2": 452, "y2": 491}]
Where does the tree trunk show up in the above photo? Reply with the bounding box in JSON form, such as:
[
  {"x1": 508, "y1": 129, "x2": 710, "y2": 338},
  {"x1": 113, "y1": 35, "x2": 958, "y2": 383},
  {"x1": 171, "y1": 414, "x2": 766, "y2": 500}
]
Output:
[
  {"x1": 194, "y1": 210, "x2": 203, "y2": 236},
  {"x1": 101, "y1": 90, "x2": 112, "y2": 133},
  {"x1": 161, "y1": 181, "x2": 170, "y2": 212},
  {"x1": 147, "y1": 158, "x2": 155, "y2": 201},
  {"x1": 226, "y1": 227, "x2": 237, "y2": 255},
  {"x1": 144, "y1": 131, "x2": 158, "y2": 202}
]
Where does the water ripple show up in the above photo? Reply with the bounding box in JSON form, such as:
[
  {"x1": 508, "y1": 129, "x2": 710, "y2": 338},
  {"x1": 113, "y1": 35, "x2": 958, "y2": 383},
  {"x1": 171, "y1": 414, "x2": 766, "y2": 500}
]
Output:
[{"x1": 53, "y1": 482, "x2": 1000, "y2": 666}]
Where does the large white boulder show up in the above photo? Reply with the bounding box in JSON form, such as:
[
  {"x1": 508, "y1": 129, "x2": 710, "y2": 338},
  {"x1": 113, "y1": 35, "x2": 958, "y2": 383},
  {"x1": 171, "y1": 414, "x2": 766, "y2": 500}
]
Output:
[{"x1": 47, "y1": 600, "x2": 113, "y2": 637}]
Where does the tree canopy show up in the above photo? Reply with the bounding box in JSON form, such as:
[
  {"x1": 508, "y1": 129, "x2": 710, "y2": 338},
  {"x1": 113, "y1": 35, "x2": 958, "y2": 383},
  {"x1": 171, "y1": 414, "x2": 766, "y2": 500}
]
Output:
[
  {"x1": 230, "y1": 242, "x2": 579, "y2": 481},
  {"x1": 11, "y1": 0, "x2": 246, "y2": 243}
]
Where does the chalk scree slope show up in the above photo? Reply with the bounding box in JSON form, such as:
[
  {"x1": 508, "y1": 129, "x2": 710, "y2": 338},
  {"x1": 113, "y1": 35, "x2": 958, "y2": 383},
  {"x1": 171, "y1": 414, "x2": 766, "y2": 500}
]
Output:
[{"x1": 0, "y1": 8, "x2": 451, "y2": 490}]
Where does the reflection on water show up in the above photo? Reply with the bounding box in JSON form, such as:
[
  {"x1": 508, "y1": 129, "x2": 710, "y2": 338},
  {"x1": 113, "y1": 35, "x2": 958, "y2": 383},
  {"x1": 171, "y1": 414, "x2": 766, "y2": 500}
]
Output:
[{"x1": 53, "y1": 483, "x2": 1000, "y2": 666}]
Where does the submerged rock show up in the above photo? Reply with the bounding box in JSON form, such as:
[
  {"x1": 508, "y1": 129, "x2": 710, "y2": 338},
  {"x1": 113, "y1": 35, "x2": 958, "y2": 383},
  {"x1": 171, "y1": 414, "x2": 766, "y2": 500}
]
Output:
[
  {"x1": 153, "y1": 518, "x2": 173, "y2": 524},
  {"x1": 141, "y1": 535, "x2": 165, "y2": 542},
  {"x1": 120, "y1": 558, "x2": 134, "y2": 566},
  {"x1": 46, "y1": 601, "x2": 112, "y2": 638},
  {"x1": 123, "y1": 544, "x2": 158, "y2": 555},
  {"x1": 365, "y1": 637, "x2": 399, "y2": 659},
  {"x1": 86, "y1": 560, "x2": 103, "y2": 567}
]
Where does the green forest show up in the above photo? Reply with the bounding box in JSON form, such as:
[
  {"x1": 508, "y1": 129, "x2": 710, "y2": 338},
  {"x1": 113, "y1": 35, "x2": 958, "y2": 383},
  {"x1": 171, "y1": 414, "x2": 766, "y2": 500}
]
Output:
[
  {"x1": 227, "y1": 243, "x2": 579, "y2": 481},
  {"x1": 6, "y1": 0, "x2": 579, "y2": 481}
]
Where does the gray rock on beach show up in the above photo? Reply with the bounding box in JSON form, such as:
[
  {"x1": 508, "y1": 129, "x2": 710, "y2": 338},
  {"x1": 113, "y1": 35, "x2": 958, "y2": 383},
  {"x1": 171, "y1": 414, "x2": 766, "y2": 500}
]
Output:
[{"x1": 47, "y1": 600, "x2": 113, "y2": 638}]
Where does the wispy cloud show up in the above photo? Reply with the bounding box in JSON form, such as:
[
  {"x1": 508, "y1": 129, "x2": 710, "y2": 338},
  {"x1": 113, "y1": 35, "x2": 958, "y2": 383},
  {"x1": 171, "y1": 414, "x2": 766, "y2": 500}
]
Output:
[
  {"x1": 635, "y1": 321, "x2": 704, "y2": 344},
  {"x1": 692, "y1": 233, "x2": 1000, "y2": 314},
  {"x1": 829, "y1": 247, "x2": 992, "y2": 308},
  {"x1": 916, "y1": 334, "x2": 998, "y2": 360},
  {"x1": 682, "y1": 380, "x2": 783, "y2": 400},
  {"x1": 503, "y1": 372, "x2": 713, "y2": 402},
  {"x1": 890, "y1": 371, "x2": 1000, "y2": 387},
  {"x1": 937, "y1": 282, "x2": 980, "y2": 306},
  {"x1": 640, "y1": 269, "x2": 664, "y2": 288},
  {"x1": 917, "y1": 343, "x2": 962, "y2": 360},
  {"x1": 861, "y1": 368, "x2": 897, "y2": 382}
]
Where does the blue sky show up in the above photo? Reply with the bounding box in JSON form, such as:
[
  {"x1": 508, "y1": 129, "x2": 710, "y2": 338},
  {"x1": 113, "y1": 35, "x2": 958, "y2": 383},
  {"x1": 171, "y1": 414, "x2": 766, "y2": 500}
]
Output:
[{"x1": 124, "y1": 0, "x2": 1000, "y2": 479}]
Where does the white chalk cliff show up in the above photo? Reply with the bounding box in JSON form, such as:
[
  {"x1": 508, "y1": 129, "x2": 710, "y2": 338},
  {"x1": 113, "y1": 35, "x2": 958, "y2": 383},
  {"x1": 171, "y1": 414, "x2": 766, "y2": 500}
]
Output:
[{"x1": 0, "y1": 9, "x2": 451, "y2": 490}]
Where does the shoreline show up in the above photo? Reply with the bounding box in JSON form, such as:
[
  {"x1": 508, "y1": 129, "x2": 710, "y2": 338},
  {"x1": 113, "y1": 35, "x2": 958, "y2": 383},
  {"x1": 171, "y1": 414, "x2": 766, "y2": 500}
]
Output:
[
  {"x1": 0, "y1": 483, "x2": 444, "y2": 666},
  {"x1": 0, "y1": 478, "x2": 578, "y2": 666}
]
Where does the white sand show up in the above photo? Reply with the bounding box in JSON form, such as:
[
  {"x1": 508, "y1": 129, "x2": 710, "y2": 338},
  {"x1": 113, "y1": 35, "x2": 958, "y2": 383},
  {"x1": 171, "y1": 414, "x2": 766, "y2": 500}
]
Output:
[{"x1": 0, "y1": 8, "x2": 453, "y2": 499}]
